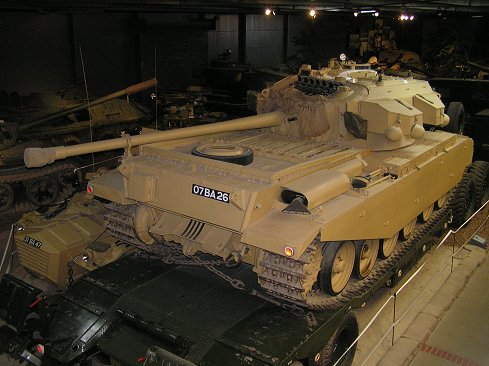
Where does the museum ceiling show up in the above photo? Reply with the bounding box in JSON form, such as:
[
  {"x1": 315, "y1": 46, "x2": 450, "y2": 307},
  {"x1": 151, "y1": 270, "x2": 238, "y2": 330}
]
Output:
[{"x1": 1, "y1": 0, "x2": 488, "y2": 14}]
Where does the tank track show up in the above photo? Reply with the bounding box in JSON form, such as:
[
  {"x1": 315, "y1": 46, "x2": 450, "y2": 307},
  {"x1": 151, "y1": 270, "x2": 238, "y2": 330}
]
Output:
[
  {"x1": 0, "y1": 162, "x2": 76, "y2": 185},
  {"x1": 105, "y1": 203, "x2": 146, "y2": 249},
  {"x1": 0, "y1": 161, "x2": 78, "y2": 213},
  {"x1": 105, "y1": 203, "x2": 224, "y2": 266},
  {"x1": 257, "y1": 205, "x2": 449, "y2": 310},
  {"x1": 105, "y1": 202, "x2": 449, "y2": 311}
]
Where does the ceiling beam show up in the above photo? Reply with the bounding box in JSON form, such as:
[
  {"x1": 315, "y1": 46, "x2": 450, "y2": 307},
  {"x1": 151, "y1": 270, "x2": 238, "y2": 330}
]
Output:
[{"x1": 1, "y1": 0, "x2": 488, "y2": 14}]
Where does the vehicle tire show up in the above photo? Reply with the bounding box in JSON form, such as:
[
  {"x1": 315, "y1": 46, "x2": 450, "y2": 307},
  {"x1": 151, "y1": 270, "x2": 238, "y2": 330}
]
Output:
[
  {"x1": 308, "y1": 312, "x2": 358, "y2": 366},
  {"x1": 445, "y1": 102, "x2": 465, "y2": 135},
  {"x1": 319, "y1": 241, "x2": 355, "y2": 295},
  {"x1": 0, "y1": 183, "x2": 14, "y2": 211},
  {"x1": 450, "y1": 172, "x2": 476, "y2": 228},
  {"x1": 468, "y1": 160, "x2": 489, "y2": 208},
  {"x1": 192, "y1": 143, "x2": 253, "y2": 166}
]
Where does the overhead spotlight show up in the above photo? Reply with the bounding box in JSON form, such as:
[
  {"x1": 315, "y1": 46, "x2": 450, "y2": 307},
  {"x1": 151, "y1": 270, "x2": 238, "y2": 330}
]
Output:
[
  {"x1": 399, "y1": 10, "x2": 415, "y2": 21},
  {"x1": 374, "y1": 12, "x2": 379, "y2": 17},
  {"x1": 309, "y1": 9, "x2": 317, "y2": 18},
  {"x1": 265, "y1": 8, "x2": 275, "y2": 16},
  {"x1": 354, "y1": 12, "x2": 358, "y2": 17}
]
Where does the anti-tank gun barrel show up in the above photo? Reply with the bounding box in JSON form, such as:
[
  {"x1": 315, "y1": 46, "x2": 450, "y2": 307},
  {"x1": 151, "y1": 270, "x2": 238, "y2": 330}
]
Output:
[
  {"x1": 19, "y1": 78, "x2": 157, "y2": 132},
  {"x1": 24, "y1": 111, "x2": 283, "y2": 168}
]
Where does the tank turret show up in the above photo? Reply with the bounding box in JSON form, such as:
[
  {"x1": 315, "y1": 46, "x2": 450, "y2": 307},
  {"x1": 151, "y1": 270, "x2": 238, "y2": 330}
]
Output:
[{"x1": 23, "y1": 68, "x2": 475, "y2": 309}]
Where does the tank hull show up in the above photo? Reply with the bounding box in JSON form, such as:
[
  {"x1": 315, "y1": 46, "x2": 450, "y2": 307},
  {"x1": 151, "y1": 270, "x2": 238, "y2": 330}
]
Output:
[
  {"x1": 91, "y1": 129, "x2": 471, "y2": 261},
  {"x1": 26, "y1": 70, "x2": 476, "y2": 307}
]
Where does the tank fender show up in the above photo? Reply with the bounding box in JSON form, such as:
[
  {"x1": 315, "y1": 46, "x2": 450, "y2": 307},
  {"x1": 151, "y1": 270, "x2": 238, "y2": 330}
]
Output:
[
  {"x1": 244, "y1": 159, "x2": 364, "y2": 259},
  {"x1": 242, "y1": 209, "x2": 321, "y2": 261}
]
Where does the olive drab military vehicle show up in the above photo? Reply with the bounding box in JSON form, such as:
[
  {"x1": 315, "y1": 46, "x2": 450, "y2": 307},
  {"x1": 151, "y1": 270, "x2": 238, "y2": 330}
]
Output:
[
  {"x1": 0, "y1": 79, "x2": 156, "y2": 212},
  {"x1": 24, "y1": 66, "x2": 474, "y2": 309}
]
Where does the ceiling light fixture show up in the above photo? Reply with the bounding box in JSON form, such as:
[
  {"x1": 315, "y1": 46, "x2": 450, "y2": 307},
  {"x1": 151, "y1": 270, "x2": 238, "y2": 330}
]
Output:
[
  {"x1": 309, "y1": 8, "x2": 317, "y2": 18},
  {"x1": 265, "y1": 8, "x2": 275, "y2": 16},
  {"x1": 354, "y1": 9, "x2": 379, "y2": 17}
]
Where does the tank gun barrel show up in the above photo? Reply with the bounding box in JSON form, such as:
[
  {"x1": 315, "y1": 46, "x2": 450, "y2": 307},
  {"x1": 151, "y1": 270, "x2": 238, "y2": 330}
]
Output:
[
  {"x1": 19, "y1": 78, "x2": 157, "y2": 132},
  {"x1": 24, "y1": 111, "x2": 283, "y2": 168}
]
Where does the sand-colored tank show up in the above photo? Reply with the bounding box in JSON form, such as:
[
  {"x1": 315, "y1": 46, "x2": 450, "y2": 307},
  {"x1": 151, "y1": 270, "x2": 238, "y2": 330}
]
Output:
[
  {"x1": 24, "y1": 68, "x2": 475, "y2": 309},
  {"x1": 0, "y1": 79, "x2": 156, "y2": 213}
]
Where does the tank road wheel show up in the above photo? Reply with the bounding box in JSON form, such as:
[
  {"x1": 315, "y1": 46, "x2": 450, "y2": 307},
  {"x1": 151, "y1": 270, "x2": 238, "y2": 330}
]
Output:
[
  {"x1": 0, "y1": 183, "x2": 14, "y2": 211},
  {"x1": 308, "y1": 312, "x2": 358, "y2": 366},
  {"x1": 468, "y1": 161, "x2": 489, "y2": 208},
  {"x1": 445, "y1": 102, "x2": 465, "y2": 135},
  {"x1": 436, "y1": 193, "x2": 448, "y2": 209},
  {"x1": 400, "y1": 218, "x2": 416, "y2": 240},
  {"x1": 319, "y1": 241, "x2": 355, "y2": 295},
  {"x1": 354, "y1": 239, "x2": 379, "y2": 279},
  {"x1": 418, "y1": 204, "x2": 434, "y2": 223},
  {"x1": 26, "y1": 177, "x2": 59, "y2": 206},
  {"x1": 450, "y1": 173, "x2": 476, "y2": 228},
  {"x1": 379, "y1": 232, "x2": 399, "y2": 259}
]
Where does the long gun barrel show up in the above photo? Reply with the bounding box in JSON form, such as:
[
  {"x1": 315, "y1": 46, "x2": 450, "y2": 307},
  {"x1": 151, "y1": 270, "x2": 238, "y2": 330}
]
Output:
[
  {"x1": 24, "y1": 111, "x2": 283, "y2": 168},
  {"x1": 19, "y1": 78, "x2": 157, "y2": 132}
]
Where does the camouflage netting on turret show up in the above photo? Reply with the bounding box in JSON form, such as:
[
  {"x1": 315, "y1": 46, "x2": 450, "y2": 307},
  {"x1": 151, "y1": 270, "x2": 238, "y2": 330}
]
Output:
[{"x1": 257, "y1": 84, "x2": 341, "y2": 143}]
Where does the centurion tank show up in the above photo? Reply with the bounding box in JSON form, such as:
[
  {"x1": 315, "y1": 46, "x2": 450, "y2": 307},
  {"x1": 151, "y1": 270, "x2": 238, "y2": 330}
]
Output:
[{"x1": 24, "y1": 66, "x2": 475, "y2": 309}]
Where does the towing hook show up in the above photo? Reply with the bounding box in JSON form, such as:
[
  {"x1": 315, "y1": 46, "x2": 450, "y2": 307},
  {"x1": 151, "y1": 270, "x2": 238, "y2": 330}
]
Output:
[{"x1": 224, "y1": 251, "x2": 242, "y2": 268}]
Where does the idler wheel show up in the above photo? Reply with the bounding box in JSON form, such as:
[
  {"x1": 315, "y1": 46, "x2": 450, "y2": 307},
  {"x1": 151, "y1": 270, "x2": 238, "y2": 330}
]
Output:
[
  {"x1": 192, "y1": 143, "x2": 253, "y2": 166},
  {"x1": 0, "y1": 183, "x2": 14, "y2": 211},
  {"x1": 319, "y1": 241, "x2": 355, "y2": 295},
  {"x1": 418, "y1": 204, "x2": 434, "y2": 223},
  {"x1": 400, "y1": 218, "x2": 417, "y2": 240},
  {"x1": 379, "y1": 232, "x2": 399, "y2": 259},
  {"x1": 26, "y1": 177, "x2": 58, "y2": 206},
  {"x1": 354, "y1": 239, "x2": 379, "y2": 279}
]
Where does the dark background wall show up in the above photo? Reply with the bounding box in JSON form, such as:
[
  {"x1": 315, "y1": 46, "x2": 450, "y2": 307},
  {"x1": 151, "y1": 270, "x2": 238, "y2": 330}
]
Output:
[
  {"x1": 0, "y1": 13, "x2": 73, "y2": 94},
  {"x1": 0, "y1": 11, "x2": 487, "y2": 96}
]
